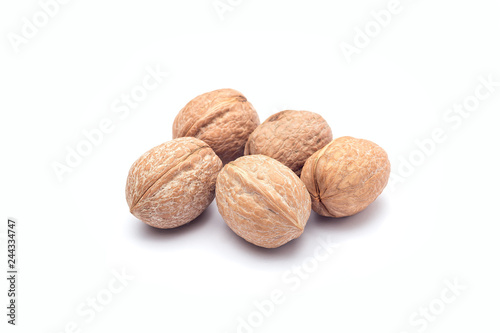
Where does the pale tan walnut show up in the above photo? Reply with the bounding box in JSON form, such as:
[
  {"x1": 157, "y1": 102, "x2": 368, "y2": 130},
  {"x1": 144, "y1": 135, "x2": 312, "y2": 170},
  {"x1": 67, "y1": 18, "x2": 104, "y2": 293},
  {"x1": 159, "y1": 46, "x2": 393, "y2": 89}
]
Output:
[
  {"x1": 126, "y1": 137, "x2": 222, "y2": 229},
  {"x1": 216, "y1": 155, "x2": 311, "y2": 248},
  {"x1": 301, "y1": 136, "x2": 390, "y2": 218},
  {"x1": 172, "y1": 88, "x2": 260, "y2": 165},
  {"x1": 244, "y1": 110, "x2": 332, "y2": 176}
]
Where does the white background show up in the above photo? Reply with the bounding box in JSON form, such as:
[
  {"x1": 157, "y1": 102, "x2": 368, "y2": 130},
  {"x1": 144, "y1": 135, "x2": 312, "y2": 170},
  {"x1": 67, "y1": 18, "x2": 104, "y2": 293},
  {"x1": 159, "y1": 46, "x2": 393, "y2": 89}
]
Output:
[{"x1": 1, "y1": 0, "x2": 499, "y2": 332}]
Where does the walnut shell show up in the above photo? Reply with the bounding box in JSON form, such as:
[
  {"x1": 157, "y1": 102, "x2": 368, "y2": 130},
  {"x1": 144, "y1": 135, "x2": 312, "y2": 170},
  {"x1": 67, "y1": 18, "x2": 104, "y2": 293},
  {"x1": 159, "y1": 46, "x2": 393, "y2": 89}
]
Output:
[
  {"x1": 173, "y1": 89, "x2": 260, "y2": 165},
  {"x1": 216, "y1": 155, "x2": 311, "y2": 248},
  {"x1": 244, "y1": 110, "x2": 332, "y2": 176},
  {"x1": 126, "y1": 137, "x2": 222, "y2": 229},
  {"x1": 301, "y1": 136, "x2": 390, "y2": 218}
]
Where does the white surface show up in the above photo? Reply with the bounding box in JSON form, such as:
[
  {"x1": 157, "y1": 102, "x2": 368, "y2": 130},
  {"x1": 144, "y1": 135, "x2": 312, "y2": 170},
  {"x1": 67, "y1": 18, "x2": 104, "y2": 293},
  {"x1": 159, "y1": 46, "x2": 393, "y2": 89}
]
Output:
[{"x1": 1, "y1": 0, "x2": 499, "y2": 332}]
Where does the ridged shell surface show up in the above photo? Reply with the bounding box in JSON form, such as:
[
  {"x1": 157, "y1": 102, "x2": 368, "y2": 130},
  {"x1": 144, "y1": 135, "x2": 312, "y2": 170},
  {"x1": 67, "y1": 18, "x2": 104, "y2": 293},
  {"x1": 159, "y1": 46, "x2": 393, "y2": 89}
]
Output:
[
  {"x1": 216, "y1": 155, "x2": 311, "y2": 248},
  {"x1": 301, "y1": 136, "x2": 390, "y2": 218},
  {"x1": 126, "y1": 137, "x2": 222, "y2": 228},
  {"x1": 173, "y1": 89, "x2": 260, "y2": 164},
  {"x1": 245, "y1": 110, "x2": 332, "y2": 176}
]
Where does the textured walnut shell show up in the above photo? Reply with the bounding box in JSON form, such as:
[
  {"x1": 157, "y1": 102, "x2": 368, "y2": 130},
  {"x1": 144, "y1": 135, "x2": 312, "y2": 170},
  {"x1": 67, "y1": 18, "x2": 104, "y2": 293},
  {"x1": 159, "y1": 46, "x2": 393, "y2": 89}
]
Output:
[
  {"x1": 244, "y1": 110, "x2": 332, "y2": 176},
  {"x1": 173, "y1": 89, "x2": 260, "y2": 165},
  {"x1": 301, "y1": 136, "x2": 390, "y2": 218},
  {"x1": 126, "y1": 137, "x2": 222, "y2": 229},
  {"x1": 216, "y1": 155, "x2": 311, "y2": 248}
]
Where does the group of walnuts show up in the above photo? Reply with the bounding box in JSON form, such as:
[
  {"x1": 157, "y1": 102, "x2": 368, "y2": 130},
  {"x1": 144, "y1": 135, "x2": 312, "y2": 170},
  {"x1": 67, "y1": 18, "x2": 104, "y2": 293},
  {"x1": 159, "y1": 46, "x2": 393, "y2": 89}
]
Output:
[{"x1": 125, "y1": 89, "x2": 391, "y2": 248}]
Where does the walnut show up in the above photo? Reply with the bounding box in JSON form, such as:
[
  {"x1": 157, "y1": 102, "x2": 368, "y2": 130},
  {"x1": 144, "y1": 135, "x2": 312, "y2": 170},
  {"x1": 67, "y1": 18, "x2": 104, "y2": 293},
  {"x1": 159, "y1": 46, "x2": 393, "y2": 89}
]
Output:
[
  {"x1": 172, "y1": 89, "x2": 260, "y2": 165},
  {"x1": 126, "y1": 137, "x2": 222, "y2": 229},
  {"x1": 215, "y1": 154, "x2": 311, "y2": 248},
  {"x1": 301, "y1": 136, "x2": 390, "y2": 218},
  {"x1": 244, "y1": 110, "x2": 332, "y2": 176}
]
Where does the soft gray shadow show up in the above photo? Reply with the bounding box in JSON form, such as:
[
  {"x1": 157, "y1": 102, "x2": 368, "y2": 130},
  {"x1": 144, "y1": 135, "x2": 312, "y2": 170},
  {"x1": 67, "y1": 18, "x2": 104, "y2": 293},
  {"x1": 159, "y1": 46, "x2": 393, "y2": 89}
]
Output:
[
  {"x1": 221, "y1": 225, "x2": 306, "y2": 260},
  {"x1": 126, "y1": 196, "x2": 389, "y2": 265},
  {"x1": 308, "y1": 197, "x2": 388, "y2": 234},
  {"x1": 131, "y1": 205, "x2": 215, "y2": 240},
  {"x1": 218, "y1": 198, "x2": 389, "y2": 262}
]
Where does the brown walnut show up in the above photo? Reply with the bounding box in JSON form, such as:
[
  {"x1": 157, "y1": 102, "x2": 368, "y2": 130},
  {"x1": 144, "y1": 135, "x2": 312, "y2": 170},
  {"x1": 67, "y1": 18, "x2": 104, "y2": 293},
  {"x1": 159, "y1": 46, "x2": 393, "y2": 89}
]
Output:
[
  {"x1": 173, "y1": 89, "x2": 260, "y2": 165},
  {"x1": 216, "y1": 154, "x2": 311, "y2": 248},
  {"x1": 126, "y1": 137, "x2": 222, "y2": 229},
  {"x1": 244, "y1": 110, "x2": 332, "y2": 176},
  {"x1": 301, "y1": 136, "x2": 390, "y2": 218}
]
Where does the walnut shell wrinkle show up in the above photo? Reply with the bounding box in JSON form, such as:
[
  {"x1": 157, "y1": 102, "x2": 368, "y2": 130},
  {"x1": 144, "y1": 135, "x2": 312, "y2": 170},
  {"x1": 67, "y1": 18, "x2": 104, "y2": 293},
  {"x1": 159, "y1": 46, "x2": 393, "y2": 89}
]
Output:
[
  {"x1": 244, "y1": 110, "x2": 332, "y2": 176},
  {"x1": 126, "y1": 137, "x2": 223, "y2": 229},
  {"x1": 216, "y1": 155, "x2": 311, "y2": 248},
  {"x1": 301, "y1": 136, "x2": 390, "y2": 218},
  {"x1": 173, "y1": 88, "x2": 260, "y2": 165}
]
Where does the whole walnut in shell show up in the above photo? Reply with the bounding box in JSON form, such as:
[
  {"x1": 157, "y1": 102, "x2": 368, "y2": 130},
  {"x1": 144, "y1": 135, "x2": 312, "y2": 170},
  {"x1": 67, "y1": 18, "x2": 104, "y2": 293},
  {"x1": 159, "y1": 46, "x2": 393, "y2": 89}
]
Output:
[
  {"x1": 126, "y1": 137, "x2": 222, "y2": 229},
  {"x1": 244, "y1": 110, "x2": 332, "y2": 176},
  {"x1": 173, "y1": 89, "x2": 260, "y2": 165},
  {"x1": 301, "y1": 136, "x2": 390, "y2": 218},
  {"x1": 216, "y1": 154, "x2": 311, "y2": 248}
]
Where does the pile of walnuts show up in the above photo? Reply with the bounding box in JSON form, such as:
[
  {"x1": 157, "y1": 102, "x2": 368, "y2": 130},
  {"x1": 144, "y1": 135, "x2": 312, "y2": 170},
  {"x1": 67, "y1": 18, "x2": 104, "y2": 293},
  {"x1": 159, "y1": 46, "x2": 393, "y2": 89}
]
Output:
[{"x1": 126, "y1": 89, "x2": 391, "y2": 248}]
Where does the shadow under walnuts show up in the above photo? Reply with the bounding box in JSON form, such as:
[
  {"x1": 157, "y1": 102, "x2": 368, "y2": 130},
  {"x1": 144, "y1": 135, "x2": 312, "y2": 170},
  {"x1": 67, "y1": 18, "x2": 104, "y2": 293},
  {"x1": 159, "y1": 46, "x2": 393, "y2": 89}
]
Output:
[
  {"x1": 308, "y1": 197, "x2": 388, "y2": 234},
  {"x1": 133, "y1": 204, "x2": 215, "y2": 240},
  {"x1": 129, "y1": 196, "x2": 388, "y2": 260},
  {"x1": 222, "y1": 224, "x2": 306, "y2": 259}
]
